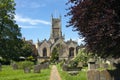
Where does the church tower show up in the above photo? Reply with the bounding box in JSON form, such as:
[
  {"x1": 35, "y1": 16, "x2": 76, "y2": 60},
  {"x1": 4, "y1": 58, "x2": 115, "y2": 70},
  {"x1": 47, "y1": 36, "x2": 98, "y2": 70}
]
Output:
[
  {"x1": 37, "y1": 14, "x2": 78, "y2": 62},
  {"x1": 49, "y1": 15, "x2": 63, "y2": 43}
]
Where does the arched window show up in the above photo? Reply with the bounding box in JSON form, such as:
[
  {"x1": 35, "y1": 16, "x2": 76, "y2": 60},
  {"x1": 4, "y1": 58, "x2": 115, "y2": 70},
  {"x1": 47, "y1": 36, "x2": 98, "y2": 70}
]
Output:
[
  {"x1": 43, "y1": 48, "x2": 47, "y2": 57},
  {"x1": 69, "y1": 47, "x2": 74, "y2": 57}
]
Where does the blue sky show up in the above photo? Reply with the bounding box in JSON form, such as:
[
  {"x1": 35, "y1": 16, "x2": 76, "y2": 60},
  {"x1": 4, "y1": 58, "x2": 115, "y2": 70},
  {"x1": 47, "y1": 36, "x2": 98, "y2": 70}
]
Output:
[{"x1": 14, "y1": 0, "x2": 84, "y2": 45}]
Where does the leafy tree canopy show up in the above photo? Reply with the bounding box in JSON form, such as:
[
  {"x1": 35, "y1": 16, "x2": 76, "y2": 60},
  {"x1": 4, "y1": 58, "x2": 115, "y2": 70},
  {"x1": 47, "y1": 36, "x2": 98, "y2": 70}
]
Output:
[
  {"x1": 50, "y1": 47, "x2": 59, "y2": 63},
  {"x1": 20, "y1": 40, "x2": 34, "y2": 58},
  {"x1": 66, "y1": 0, "x2": 120, "y2": 58},
  {"x1": 0, "y1": 0, "x2": 22, "y2": 62}
]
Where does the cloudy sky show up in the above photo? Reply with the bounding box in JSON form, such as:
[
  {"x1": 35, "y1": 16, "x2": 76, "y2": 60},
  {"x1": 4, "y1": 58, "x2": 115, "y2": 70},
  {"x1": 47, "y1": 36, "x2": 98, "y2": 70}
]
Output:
[{"x1": 14, "y1": 0, "x2": 84, "y2": 44}]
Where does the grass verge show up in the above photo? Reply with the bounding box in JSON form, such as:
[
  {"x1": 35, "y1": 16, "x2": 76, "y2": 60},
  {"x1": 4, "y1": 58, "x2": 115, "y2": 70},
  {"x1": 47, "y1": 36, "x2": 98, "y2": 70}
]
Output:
[
  {"x1": 0, "y1": 65, "x2": 51, "y2": 80},
  {"x1": 57, "y1": 64, "x2": 87, "y2": 80}
]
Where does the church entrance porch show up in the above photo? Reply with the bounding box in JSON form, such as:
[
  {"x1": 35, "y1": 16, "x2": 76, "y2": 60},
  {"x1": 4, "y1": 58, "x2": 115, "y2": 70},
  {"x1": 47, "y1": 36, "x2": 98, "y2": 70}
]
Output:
[{"x1": 51, "y1": 43, "x2": 68, "y2": 62}]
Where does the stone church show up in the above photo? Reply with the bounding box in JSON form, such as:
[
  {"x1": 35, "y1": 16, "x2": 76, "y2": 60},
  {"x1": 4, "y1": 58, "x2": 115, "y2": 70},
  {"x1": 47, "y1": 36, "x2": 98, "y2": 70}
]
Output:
[{"x1": 36, "y1": 15, "x2": 78, "y2": 62}]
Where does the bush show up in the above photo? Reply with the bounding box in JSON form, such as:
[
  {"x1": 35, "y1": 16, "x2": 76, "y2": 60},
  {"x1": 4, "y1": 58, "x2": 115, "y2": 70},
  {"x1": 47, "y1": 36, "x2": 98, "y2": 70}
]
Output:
[
  {"x1": 17, "y1": 61, "x2": 34, "y2": 69},
  {"x1": 73, "y1": 48, "x2": 93, "y2": 67},
  {"x1": 59, "y1": 60, "x2": 65, "y2": 67},
  {"x1": 0, "y1": 58, "x2": 10, "y2": 65},
  {"x1": 68, "y1": 60, "x2": 78, "y2": 68}
]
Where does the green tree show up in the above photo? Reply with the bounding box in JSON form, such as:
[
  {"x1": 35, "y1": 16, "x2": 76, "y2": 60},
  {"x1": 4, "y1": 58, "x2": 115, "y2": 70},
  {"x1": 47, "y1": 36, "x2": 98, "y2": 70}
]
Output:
[
  {"x1": 0, "y1": 0, "x2": 22, "y2": 62},
  {"x1": 66, "y1": 0, "x2": 120, "y2": 58},
  {"x1": 74, "y1": 48, "x2": 93, "y2": 66},
  {"x1": 20, "y1": 41, "x2": 34, "y2": 60},
  {"x1": 50, "y1": 47, "x2": 59, "y2": 63}
]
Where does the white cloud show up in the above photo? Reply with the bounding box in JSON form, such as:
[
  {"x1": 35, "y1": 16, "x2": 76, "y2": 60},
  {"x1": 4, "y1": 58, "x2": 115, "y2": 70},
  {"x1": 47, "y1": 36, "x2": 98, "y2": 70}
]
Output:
[
  {"x1": 15, "y1": 14, "x2": 51, "y2": 25},
  {"x1": 19, "y1": 25, "x2": 39, "y2": 29}
]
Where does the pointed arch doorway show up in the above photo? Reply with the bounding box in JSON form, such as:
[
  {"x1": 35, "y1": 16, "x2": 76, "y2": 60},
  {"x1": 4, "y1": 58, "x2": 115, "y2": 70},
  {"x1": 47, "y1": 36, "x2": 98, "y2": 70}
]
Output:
[
  {"x1": 43, "y1": 48, "x2": 47, "y2": 57},
  {"x1": 69, "y1": 47, "x2": 74, "y2": 57}
]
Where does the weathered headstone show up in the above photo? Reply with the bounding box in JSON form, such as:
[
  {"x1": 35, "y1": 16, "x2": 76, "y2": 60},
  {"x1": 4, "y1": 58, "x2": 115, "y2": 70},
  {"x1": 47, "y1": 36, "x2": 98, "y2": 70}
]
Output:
[
  {"x1": 87, "y1": 70, "x2": 100, "y2": 80},
  {"x1": 100, "y1": 70, "x2": 112, "y2": 80},
  {"x1": 103, "y1": 63, "x2": 109, "y2": 69},
  {"x1": 68, "y1": 71, "x2": 79, "y2": 75},
  {"x1": 88, "y1": 59, "x2": 96, "y2": 70},
  {"x1": 34, "y1": 65, "x2": 41, "y2": 73},
  {"x1": 0, "y1": 63, "x2": 2, "y2": 71},
  {"x1": 77, "y1": 62, "x2": 83, "y2": 68},
  {"x1": 62, "y1": 64, "x2": 68, "y2": 71},
  {"x1": 96, "y1": 64, "x2": 100, "y2": 69},
  {"x1": 39, "y1": 63, "x2": 49, "y2": 69},
  {"x1": 44, "y1": 63, "x2": 49, "y2": 69},
  {"x1": 24, "y1": 67, "x2": 31, "y2": 73},
  {"x1": 12, "y1": 63, "x2": 18, "y2": 70}
]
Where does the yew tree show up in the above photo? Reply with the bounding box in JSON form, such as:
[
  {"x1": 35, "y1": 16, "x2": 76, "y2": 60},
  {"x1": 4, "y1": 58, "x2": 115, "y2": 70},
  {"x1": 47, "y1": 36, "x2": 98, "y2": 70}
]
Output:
[{"x1": 66, "y1": 0, "x2": 120, "y2": 58}]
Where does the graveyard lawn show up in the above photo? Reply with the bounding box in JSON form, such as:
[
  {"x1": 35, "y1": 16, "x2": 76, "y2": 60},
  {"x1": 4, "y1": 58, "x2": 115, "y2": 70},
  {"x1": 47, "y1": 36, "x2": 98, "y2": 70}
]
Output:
[
  {"x1": 0, "y1": 65, "x2": 51, "y2": 80},
  {"x1": 57, "y1": 64, "x2": 87, "y2": 80}
]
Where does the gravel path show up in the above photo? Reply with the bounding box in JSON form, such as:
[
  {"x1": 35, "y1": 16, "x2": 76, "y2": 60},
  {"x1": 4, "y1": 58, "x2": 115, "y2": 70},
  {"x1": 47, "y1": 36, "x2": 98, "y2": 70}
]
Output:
[{"x1": 50, "y1": 65, "x2": 62, "y2": 80}]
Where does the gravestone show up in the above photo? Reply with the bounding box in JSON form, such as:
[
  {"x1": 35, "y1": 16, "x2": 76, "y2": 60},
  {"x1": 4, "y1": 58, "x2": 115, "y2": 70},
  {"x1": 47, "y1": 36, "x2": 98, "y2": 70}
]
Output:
[
  {"x1": 77, "y1": 62, "x2": 83, "y2": 68},
  {"x1": 68, "y1": 71, "x2": 79, "y2": 75},
  {"x1": 0, "y1": 63, "x2": 2, "y2": 71},
  {"x1": 12, "y1": 63, "x2": 18, "y2": 70},
  {"x1": 39, "y1": 63, "x2": 49, "y2": 69},
  {"x1": 103, "y1": 63, "x2": 109, "y2": 69},
  {"x1": 44, "y1": 63, "x2": 49, "y2": 69},
  {"x1": 87, "y1": 70, "x2": 100, "y2": 80},
  {"x1": 34, "y1": 65, "x2": 41, "y2": 73},
  {"x1": 95, "y1": 64, "x2": 100, "y2": 69},
  {"x1": 24, "y1": 67, "x2": 31, "y2": 73},
  {"x1": 100, "y1": 70, "x2": 112, "y2": 80},
  {"x1": 62, "y1": 64, "x2": 68, "y2": 71},
  {"x1": 88, "y1": 59, "x2": 96, "y2": 70}
]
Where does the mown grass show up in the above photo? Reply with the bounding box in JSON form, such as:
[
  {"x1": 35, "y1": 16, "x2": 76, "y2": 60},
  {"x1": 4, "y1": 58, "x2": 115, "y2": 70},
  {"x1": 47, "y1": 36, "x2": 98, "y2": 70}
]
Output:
[
  {"x1": 0, "y1": 65, "x2": 51, "y2": 80},
  {"x1": 57, "y1": 64, "x2": 87, "y2": 80}
]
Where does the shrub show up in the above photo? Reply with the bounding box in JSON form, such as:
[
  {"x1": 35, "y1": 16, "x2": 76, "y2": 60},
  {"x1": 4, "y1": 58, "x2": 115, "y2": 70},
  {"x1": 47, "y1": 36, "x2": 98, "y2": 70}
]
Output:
[
  {"x1": 66, "y1": 60, "x2": 78, "y2": 68},
  {"x1": 73, "y1": 48, "x2": 93, "y2": 67},
  {"x1": 59, "y1": 59, "x2": 65, "y2": 67},
  {"x1": 17, "y1": 61, "x2": 34, "y2": 69}
]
